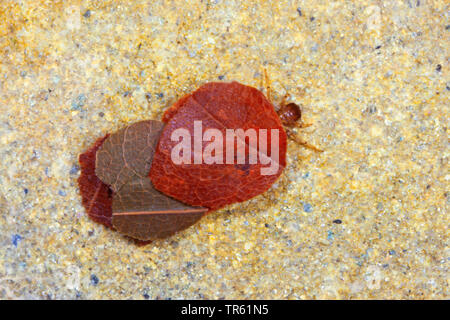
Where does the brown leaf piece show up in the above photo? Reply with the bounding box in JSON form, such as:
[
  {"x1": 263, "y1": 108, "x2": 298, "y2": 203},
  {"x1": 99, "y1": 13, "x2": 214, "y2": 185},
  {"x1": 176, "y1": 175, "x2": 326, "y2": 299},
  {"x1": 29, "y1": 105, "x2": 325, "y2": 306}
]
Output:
[
  {"x1": 93, "y1": 120, "x2": 207, "y2": 240},
  {"x1": 112, "y1": 178, "x2": 206, "y2": 240},
  {"x1": 95, "y1": 120, "x2": 164, "y2": 192}
]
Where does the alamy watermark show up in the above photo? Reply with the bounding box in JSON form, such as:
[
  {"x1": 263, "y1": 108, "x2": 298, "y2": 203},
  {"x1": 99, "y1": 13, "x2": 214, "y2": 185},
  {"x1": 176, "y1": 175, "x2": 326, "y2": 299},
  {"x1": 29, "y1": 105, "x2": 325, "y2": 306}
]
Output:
[{"x1": 170, "y1": 121, "x2": 280, "y2": 176}]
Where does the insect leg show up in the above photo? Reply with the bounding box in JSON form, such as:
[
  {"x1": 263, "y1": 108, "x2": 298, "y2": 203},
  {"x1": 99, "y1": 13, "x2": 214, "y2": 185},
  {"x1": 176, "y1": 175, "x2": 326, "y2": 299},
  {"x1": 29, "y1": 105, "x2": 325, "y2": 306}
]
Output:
[{"x1": 285, "y1": 128, "x2": 323, "y2": 152}]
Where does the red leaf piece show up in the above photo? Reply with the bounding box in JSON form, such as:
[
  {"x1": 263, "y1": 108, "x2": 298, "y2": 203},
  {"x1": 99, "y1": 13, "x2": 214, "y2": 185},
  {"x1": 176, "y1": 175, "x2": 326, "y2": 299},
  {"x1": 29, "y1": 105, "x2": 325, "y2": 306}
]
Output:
[
  {"x1": 77, "y1": 135, "x2": 113, "y2": 228},
  {"x1": 150, "y1": 81, "x2": 287, "y2": 212}
]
